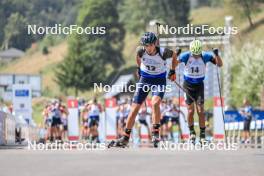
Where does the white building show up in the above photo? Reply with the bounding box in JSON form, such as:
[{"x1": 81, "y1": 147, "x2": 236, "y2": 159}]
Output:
[{"x1": 0, "y1": 74, "x2": 41, "y2": 101}]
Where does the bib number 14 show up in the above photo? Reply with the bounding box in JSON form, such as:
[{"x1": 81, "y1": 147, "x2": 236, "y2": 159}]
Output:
[{"x1": 191, "y1": 67, "x2": 199, "y2": 73}]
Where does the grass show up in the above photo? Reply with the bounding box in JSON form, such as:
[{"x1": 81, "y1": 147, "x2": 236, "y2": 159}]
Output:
[
  {"x1": 190, "y1": 7, "x2": 228, "y2": 26},
  {"x1": 0, "y1": 40, "x2": 68, "y2": 97},
  {"x1": 190, "y1": 5, "x2": 264, "y2": 49},
  {"x1": 0, "y1": 41, "x2": 67, "y2": 74},
  {"x1": 31, "y1": 97, "x2": 51, "y2": 125}
]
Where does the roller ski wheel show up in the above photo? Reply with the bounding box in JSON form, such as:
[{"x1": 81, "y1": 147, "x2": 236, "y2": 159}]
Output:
[
  {"x1": 199, "y1": 130, "x2": 207, "y2": 146},
  {"x1": 190, "y1": 133, "x2": 196, "y2": 145},
  {"x1": 151, "y1": 135, "x2": 160, "y2": 148},
  {"x1": 107, "y1": 136, "x2": 129, "y2": 148},
  {"x1": 199, "y1": 137, "x2": 209, "y2": 146}
]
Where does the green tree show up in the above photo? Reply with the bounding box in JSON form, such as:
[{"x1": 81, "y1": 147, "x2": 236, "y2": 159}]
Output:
[
  {"x1": 231, "y1": 42, "x2": 264, "y2": 107},
  {"x1": 119, "y1": 0, "x2": 190, "y2": 35},
  {"x1": 2, "y1": 12, "x2": 32, "y2": 50},
  {"x1": 229, "y1": 0, "x2": 262, "y2": 27},
  {"x1": 56, "y1": 0, "x2": 125, "y2": 96},
  {"x1": 0, "y1": 0, "x2": 82, "y2": 50},
  {"x1": 56, "y1": 34, "x2": 86, "y2": 96},
  {"x1": 0, "y1": 0, "x2": 9, "y2": 46}
]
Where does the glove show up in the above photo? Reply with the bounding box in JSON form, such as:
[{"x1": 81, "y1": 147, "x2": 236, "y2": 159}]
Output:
[
  {"x1": 168, "y1": 69, "x2": 176, "y2": 81},
  {"x1": 213, "y1": 48, "x2": 219, "y2": 56},
  {"x1": 176, "y1": 47, "x2": 182, "y2": 56}
]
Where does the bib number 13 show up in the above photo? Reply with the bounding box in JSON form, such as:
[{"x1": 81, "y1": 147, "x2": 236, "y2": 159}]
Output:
[{"x1": 146, "y1": 65, "x2": 156, "y2": 71}]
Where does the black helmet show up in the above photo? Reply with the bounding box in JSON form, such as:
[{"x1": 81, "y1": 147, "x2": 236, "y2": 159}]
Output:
[{"x1": 140, "y1": 32, "x2": 157, "y2": 45}]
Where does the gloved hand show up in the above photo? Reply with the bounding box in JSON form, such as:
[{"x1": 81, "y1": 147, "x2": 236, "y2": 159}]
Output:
[
  {"x1": 168, "y1": 69, "x2": 176, "y2": 81},
  {"x1": 213, "y1": 48, "x2": 219, "y2": 56}
]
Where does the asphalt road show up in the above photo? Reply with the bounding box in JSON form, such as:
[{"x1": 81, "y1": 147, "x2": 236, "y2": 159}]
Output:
[{"x1": 0, "y1": 147, "x2": 263, "y2": 176}]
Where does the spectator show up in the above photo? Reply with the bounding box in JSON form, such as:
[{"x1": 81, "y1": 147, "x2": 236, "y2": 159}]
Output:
[{"x1": 239, "y1": 98, "x2": 253, "y2": 144}]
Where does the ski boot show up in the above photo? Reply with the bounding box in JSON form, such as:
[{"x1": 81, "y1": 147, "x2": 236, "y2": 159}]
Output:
[
  {"x1": 108, "y1": 136, "x2": 129, "y2": 148},
  {"x1": 152, "y1": 133, "x2": 160, "y2": 148},
  {"x1": 190, "y1": 131, "x2": 196, "y2": 145},
  {"x1": 151, "y1": 124, "x2": 161, "y2": 148},
  {"x1": 199, "y1": 128, "x2": 208, "y2": 146}
]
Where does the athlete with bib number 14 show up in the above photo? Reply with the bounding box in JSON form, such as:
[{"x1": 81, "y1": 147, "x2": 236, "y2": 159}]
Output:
[
  {"x1": 108, "y1": 32, "x2": 179, "y2": 148},
  {"x1": 176, "y1": 40, "x2": 223, "y2": 144}
]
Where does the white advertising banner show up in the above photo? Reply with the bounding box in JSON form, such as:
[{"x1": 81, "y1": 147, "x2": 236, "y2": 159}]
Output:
[
  {"x1": 105, "y1": 98, "x2": 117, "y2": 140},
  {"x1": 213, "y1": 97, "x2": 225, "y2": 140},
  {"x1": 67, "y1": 99, "x2": 79, "y2": 141},
  {"x1": 179, "y1": 97, "x2": 190, "y2": 139}
]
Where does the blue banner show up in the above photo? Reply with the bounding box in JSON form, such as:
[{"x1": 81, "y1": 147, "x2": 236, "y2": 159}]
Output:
[
  {"x1": 15, "y1": 89, "x2": 29, "y2": 97},
  {"x1": 224, "y1": 110, "x2": 264, "y2": 123}
]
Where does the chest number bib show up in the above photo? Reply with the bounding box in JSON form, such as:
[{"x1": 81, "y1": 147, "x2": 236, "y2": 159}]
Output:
[
  {"x1": 190, "y1": 66, "x2": 199, "y2": 74},
  {"x1": 146, "y1": 65, "x2": 156, "y2": 71},
  {"x1": 141, "y1": 54, "x2": 166, "y2": 75},
  {"x1": 184, "y1": 57, "x2": 206, "y2": 78}
]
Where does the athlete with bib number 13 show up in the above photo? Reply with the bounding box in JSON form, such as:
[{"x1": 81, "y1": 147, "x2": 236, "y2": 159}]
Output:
[
  {"x1": 176, "y1": 40, "x2": 223, "y2": 144},
  {"x1": 108, "y1": 32, "x2": 179, "y2": 148}
]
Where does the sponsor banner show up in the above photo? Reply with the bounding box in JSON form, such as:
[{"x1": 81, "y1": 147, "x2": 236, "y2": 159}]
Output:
[
  {"x1": 12, "y1": 84, "x2": 32, "y2": 122},
  {"x1": 213, "y1": 97, "x2": 225, "y2": 139},
  {"x1": 179, "y1": 97, "x2": 190, "y2": 139},
  {"x1": 67, "y1": 99, "x2": 79, "y2": 141}
]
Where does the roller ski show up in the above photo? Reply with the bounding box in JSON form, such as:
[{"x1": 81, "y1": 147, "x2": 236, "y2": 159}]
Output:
[
  {"x1": 108, "y1": 129, "x2": 131, "y2": 148},
  {"x1": 151, "y1": 125, "x2": 161, "y2": 148},
  {"x1": 151, "y1": 134, "x2": 160, "y2": 148},
  {"x1": 107, "y1": 136, "x2": 129, "y2": 148},
  {"x1": 199, "y1": 128, "x2": 208, "y2": 146},
  {"x1": 189, "y1": 130, "x2": 196, "y2": 145},
  {"x1": 199, "y1": 137, "x2": 208, "y2": 146}
]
